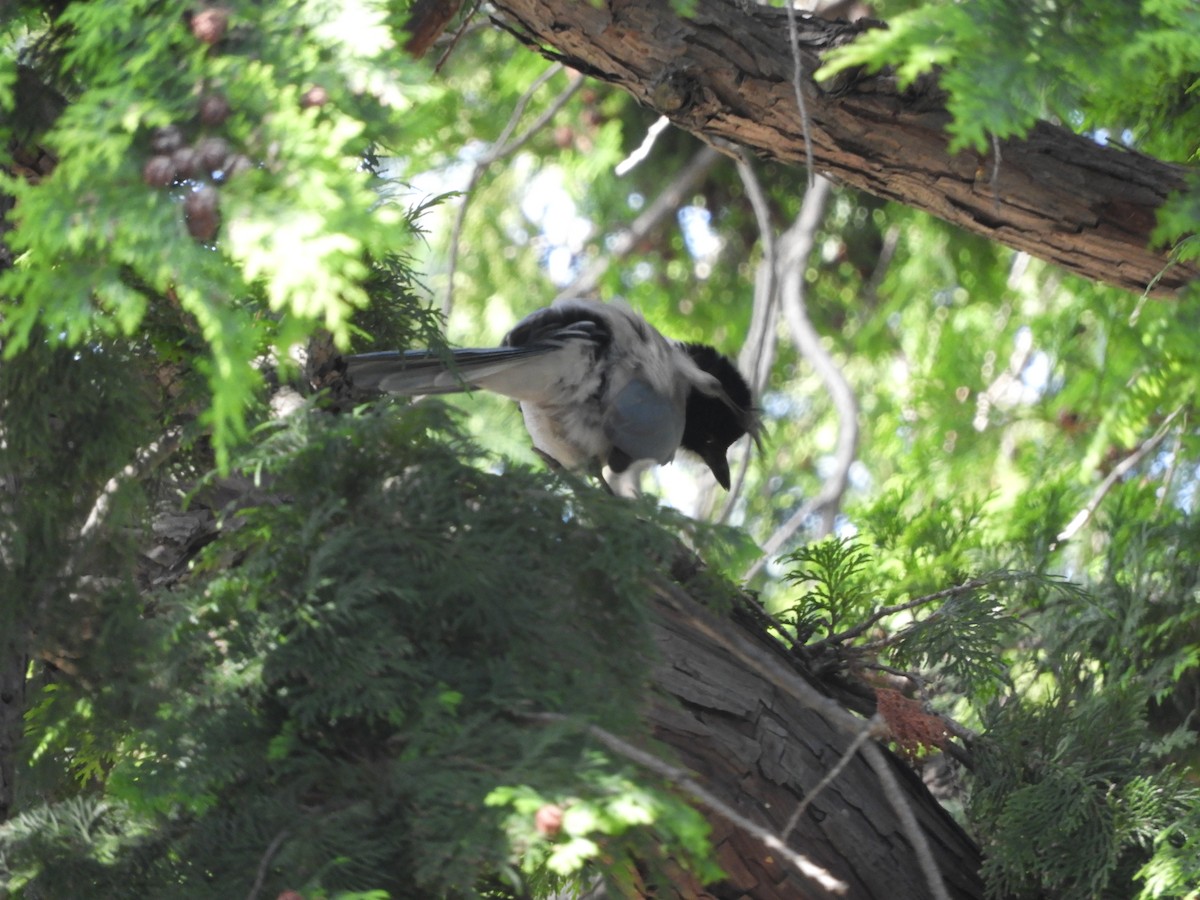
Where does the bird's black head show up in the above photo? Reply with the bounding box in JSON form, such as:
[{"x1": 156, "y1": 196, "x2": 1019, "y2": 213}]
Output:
[{"x1": 680, "y1": 344, "x2": 759, "y2": 490}]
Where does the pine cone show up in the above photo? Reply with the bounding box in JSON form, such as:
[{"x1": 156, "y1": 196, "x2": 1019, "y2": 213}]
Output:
[
  {"x1": 195, "y1": 136, "x2": 230, "y2": 175},
  {"x1": 300, "y1": 85, "x2": 329, "y2": 109},
  {"x1": 142, "y1": 155, "x2": 177, "y2": 187},
  {"x1": 199, "y1": 93, "x2": 231, "y2": 126},
  {"x1": 189, "y1": 7, "x2": 229, "y2": 45},
  {"x1": 150, "y1": 125, "x2": 185, "y2": 155},
  {"x1": 184, "y1": 185, "x2": 221, "y2": 241},
  {"x1": 172, "y1": 146, "x2": 199, "y2": 179}
]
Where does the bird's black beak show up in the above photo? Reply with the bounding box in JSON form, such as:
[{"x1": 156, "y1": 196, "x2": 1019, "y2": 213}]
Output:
[{"x1": 702, "y1": 447, "x2": 731, "y2": 490}]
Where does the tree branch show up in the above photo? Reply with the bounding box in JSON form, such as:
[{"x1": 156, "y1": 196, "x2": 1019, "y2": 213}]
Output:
[
  {"x1": 781, "y1": 713, "x2": 884, "y2": 841},
  {"x1": 811, "y1": 574, "x2": 1019, "y2": 653},
  {"x1": 744, "y1": 176, "x2": 859, "y2": 580},
  {"x1": 1055, "y1": 405, "x2": 1184, "y2": 545},
  {"x1": 444, "y1": 63, "x2": 582, "y2": 315},
  {"x1": 651, "y1": 577, "x2": 982, "y2": 897},
  {"x1": 863, "y1": 740, "x2": 953, "y2": 900},
  {"x1": 527, "y1": 711, "x2": 850, "y2": 895},
  {"x1": 490, "y1": 0, "x2": 1198, "y2": 297}
]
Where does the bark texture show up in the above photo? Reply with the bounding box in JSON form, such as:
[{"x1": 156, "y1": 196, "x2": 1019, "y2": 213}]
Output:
[
  {"x1": 647, "y1": 581, "x2": 983, "y2": 899},
  {"x1": 490, "y1": 0, "x2": 1198, "y2": 298},
  {"x1": 0, "y1": 639, "x2": 27, "y2": 823}
]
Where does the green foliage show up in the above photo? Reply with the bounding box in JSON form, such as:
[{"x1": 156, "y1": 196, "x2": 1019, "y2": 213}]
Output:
[
  {"x1": 0, "y1": 797, "x2": 162, "y2": 896},
  {"x1": 0, "y1": 0, "x2": 441, "y2": 463},
  {"x1": 971, "y1": 690, "x2": 1198, "y2": 900},
  {"x1": 779, "y1": 536, "x2": 875, "y2": 641},
  {"x1": 820, "y1": 0, "x2": 1199, "y2": 160},
  {"x1": 2, "y1": 408, "x2": 727, "y2": 897},
  {"x1": 4, "y1": 0, "x2": 1200, "y2": 897},
  {"x1": 777, "y1": 486, "x2": 1200, "y2": 896},
  {"x1": 487, "y1": 765, "x2": 721, "y2": 894}
]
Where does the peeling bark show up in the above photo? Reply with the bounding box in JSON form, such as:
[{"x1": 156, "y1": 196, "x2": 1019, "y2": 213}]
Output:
[{"x1": 489, "y1": 0, "x2": 1198, "y2": 298}]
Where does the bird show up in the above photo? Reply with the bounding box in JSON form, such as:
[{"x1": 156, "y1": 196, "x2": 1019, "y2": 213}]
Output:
[{"x1": 344, "y1": 298, "x2": 759, "y2": 490}]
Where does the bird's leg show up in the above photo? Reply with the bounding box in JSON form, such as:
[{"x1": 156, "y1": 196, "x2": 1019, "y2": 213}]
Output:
[{"x1": 531, "y1": 446, "x2": 565, "y2": 472}]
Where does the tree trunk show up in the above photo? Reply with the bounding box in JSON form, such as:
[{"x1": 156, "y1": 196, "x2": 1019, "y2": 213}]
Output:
[
  {"x1": 489, "y1": 0, "x2": 1197, "y2": 298},
  {"x1": 646, "y1": 579, "x2": 983, "y2": 899},
  {"x1": 0, "y1": 637, "x2": 26, "y2": 823}
]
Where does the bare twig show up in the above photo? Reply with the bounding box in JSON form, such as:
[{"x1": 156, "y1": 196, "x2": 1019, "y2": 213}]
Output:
[
  {"x1": 863, "y1": 223, "x2": 899, "y2": 303},
  {"x1": 1155, "y1": 413, "x2": 1186, "y2": 515},
  {"x1": 245, "y1": 828, "x2": 290, "y2": 900},
  {"x1": 614, "y1": 114, "x2": 671, "y2": 176},
  {"x1": 526, "y1": 711, "x2": 849, "y2": 895},
  {"x1": 434, "y1": 0, "x2": 483, "y2": 74},
  {"x1": 777, "y1": 176, "x2": 852, "y2": 534},
  {"x1": 744, "y1": 176, "x2": 860, "y2": 580},
  {"x1": 1055, "y1": 405, "x2": 1183, "y2": 545},
  {"x1": 445, "y1": 63, "x2": 582, "y2": 315},
  {"x1": 713, "y1": 148, "x2": 779, "y2": 522},
  {"x1": 862, "y1": 741, "x2": 952, "y2": 900},
  {"x1": 785, "y1": 2, "x2": 816, "y2": 189},
  {"x1": 781, "y1": 714, "x2": 885, "y2": 841},
  {"x1": 734, "y1": 148, "x2": 780, "y2": 401},
  {"x1": 79, "y1": 426, "x2": 185, "y2": 542},
  {"x1": 810, "y1": 575, "x2": 1001, "y2": 651},
  {"x1": 554, "y1": 144, "x2": 722, "y2": 302}
]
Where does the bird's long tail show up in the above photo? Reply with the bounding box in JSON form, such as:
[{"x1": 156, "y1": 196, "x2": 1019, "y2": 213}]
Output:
[{"x1": 345, "y1": 347, "x2": 549, "y2": 396}]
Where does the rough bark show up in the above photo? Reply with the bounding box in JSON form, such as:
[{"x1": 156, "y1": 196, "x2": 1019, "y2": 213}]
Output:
[
  {"x1": 489, "y1": 0, "x2": 1198, "y2": 298},
  {"x1": 0, "y1": 638, "x2": 27, "y2": 823},
  {"x1": 647, "y1": 580, "x2": 982, "y2": 899}
]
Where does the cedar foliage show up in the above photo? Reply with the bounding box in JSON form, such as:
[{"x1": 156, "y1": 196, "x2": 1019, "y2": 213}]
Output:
[
  {"x1": 3, "y1": 0, "x2": 1200, "y2": 898},
  {"x1": 6, "y1": 401, "x2": 728, "y2": 896}
]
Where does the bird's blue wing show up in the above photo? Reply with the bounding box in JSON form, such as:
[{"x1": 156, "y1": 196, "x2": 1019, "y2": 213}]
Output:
[{"x1": 603, "y1": 377, "x2": 684, "y2": 469}]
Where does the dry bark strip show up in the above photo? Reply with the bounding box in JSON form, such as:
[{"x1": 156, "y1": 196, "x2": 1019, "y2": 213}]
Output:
[{"x1": 489, "y1": 0, "x2": 1197, "y2": 298}]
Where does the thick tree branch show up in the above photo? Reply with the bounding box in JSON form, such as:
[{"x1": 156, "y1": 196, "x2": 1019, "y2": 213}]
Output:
[{"x1": 490, "y1": 0, "x2": 1198, "y2": 298}]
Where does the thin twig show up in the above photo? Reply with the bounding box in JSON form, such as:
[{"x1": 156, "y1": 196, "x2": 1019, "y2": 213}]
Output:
[
  {"x1": 863, "y1": 741, "x2": 952, "y2": 900},
  {"x1": 434, "y1": 0, "x2": 483, "y2": 74},
  {"x1": 79, "y1": 426, "x2": 184, "y2": 542},
  {"x1": 777, "y1": 175, "x2": 852, "y2": 536},
  {"x1": 862, "y1": 223, "x2": 899, "y2": 303},
  {"x1": 245, "y1": 828, "x2": 290, "y2": 900},
  {"x1": 781, "y1": 714, "x2": 885, "y2": 841},
  {"x1": 614, "y1": 114, "x2": 671, "y2": 176},
  {"x1": 713, "y1": 148, "x2": 779, "y2": 522},
  {"x1": 445, "y1": 63, "x2": 581, "y2": 315},
  {"x1": 733, "y1": 148, "x2": 780, "y2": 401},
  {"x1": 1055, "y1": 405, "x2": 1183, "y2": 545},
  {"x1": 743, "y1": 176, "x2": 858, "y2": 580},
  {"x1": 554, "y1": 144, "x2": 722, "y2": 302},
  {"x1": 785, "y1": 2, "x2": 816, "y2": 189},
  {"x1": 526, "y1": 711, "x2": 849, "y2": 895},
  {"x1": 1155, "y1": 412, "x2": 1186, "y2": 515},
  {"x1": 810, "y1": 575, "x2": 1001, "y2": 651}
]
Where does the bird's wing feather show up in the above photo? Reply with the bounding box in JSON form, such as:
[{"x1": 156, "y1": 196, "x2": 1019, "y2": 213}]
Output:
[
  {"x1": 345, "y1": 347, "x2": 554, "y2": 395},
  {"x1": 603, "y1": 376, "x2": 684, "y2": 468},
  {"x1": 346, "y1": 338, "x2": 602, "y2": 404},
  {"x1": 348, "y1": 305, "x2": 612, "y2": 400},
  {"x1": 503, "y1": 303, "x2": 610, "y2": 350}
]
